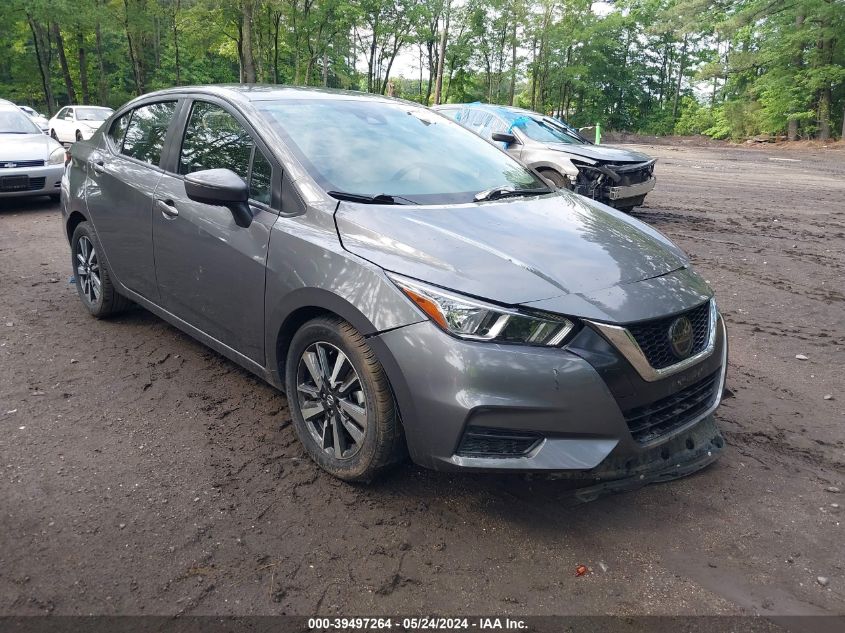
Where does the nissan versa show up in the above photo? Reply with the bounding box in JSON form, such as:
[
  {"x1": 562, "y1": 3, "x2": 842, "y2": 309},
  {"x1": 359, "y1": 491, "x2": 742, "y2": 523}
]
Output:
[{"x1": 62, "y1": 86, "x2": 727, "y2": 487}]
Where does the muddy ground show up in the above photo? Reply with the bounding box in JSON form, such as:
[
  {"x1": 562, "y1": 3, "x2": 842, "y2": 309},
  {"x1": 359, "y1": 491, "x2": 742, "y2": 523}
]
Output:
[{"x1": 0, "y1": 143, "x2": 843, "y2": 620}]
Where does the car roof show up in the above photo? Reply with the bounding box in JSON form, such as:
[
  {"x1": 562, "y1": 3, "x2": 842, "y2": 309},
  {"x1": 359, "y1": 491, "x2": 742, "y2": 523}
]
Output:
[{"x1": 128, "y1": 84, "x2": 403, "y2": 107}]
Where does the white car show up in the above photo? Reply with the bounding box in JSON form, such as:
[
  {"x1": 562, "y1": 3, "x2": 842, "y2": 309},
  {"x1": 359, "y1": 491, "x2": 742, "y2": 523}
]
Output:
[
  {"x1": 18, "y1": 105, "x2": 50, "y2": 133},
  {"x1": 0, "y1": 102, "x2": 65, "y2": 200},
  {"x1": 48, "y1": 105, "x2": 114, "y2": 144}
]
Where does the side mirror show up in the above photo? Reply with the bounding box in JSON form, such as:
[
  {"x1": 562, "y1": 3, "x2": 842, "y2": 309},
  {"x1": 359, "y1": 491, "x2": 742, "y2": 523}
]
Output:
[
  {"x1": 492, "y1": 132, "x2": 518, "y2": 145},
  {"x1": 184, "y1": 168, "x2": 253, "y2": 228}
]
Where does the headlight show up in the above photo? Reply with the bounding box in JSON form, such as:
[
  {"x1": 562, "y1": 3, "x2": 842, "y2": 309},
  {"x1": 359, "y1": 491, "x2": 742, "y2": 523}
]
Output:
[
  {"x1": 389, "y1": 273, "x2": 575, "y2": 346},
  {"x1": 48, "y1": 146, "x2": 65, "y2": 165}
]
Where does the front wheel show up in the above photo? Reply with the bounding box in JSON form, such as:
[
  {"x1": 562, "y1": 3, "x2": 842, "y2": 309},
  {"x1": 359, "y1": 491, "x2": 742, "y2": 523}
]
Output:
[
  {"x1": 285, "y1": 316, "x2": 404, "y2": 482},
  {"x1": 539, "y1": 168, "x2": 570, "y2": 190},
  {"x1": 75, "y1": 130, "x2": 83, "y2": 142},
  {"x1": 50, "y1": 129, "x2": 59, "y2": 142},
  {"x1": 70, "y1": 221, "x2": 131, "y2": 318}
]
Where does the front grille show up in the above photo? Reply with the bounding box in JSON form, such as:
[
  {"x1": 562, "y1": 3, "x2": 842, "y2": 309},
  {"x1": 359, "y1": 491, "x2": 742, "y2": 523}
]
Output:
[
  {"x1": 0, "y1": 159, "x2": 45, "y2": 168},
  {"x1": 627, "y1": 301, "x2": 711, "y2": 370},
  {"x1": 623, "y1": 370, "x2": 721, "y2": 444},
  {"x1": 456, "y1": 427, "x2": 542, "y2": 458}
]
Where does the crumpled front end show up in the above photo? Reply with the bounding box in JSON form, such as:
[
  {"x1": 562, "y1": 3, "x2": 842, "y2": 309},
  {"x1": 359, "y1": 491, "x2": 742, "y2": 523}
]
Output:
[{"x1": 572, "y1": 159, "x2": 657, "y2": 209}]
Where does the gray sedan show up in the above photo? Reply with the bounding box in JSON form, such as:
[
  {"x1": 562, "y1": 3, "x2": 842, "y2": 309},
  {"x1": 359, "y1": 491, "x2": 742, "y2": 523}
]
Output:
[
  {"x1": 62, "y1": 86, "x2": 726, "y2": 487},
  {"x1": 0, "y1": 101, "x2": 65, "y2": 200}
]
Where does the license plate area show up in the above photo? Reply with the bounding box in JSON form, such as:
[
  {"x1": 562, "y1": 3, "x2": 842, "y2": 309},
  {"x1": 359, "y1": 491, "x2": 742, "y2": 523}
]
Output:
[{"x1": 0, "y1": 175, "x2": 29, "y2": 191}]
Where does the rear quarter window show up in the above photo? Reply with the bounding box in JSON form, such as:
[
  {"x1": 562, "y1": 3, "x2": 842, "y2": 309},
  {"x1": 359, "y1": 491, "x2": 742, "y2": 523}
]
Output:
[{"x1": 108, "y1": 112, "x2": 132, "y2": 149}]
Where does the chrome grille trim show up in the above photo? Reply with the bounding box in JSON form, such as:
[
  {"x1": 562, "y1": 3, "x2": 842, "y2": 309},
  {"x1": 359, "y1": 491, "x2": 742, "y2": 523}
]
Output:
[{"x1": 586, "y1": 300, "x2": 719, "y2": 382}]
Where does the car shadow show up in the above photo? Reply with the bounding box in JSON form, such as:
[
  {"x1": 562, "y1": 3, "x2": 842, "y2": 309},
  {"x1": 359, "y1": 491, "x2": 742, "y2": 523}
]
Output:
[{"x1": 0, "y1": 195, "x2": 59, "y2": 215}]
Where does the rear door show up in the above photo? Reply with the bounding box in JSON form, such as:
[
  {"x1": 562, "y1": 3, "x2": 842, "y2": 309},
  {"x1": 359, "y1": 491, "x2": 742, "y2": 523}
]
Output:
[
  {"x1": 152, "y1": 98, "x2": 276, "y2": 363},
  {"x1": 84, "y1": 100, "x2": 179, "y2": 301}
]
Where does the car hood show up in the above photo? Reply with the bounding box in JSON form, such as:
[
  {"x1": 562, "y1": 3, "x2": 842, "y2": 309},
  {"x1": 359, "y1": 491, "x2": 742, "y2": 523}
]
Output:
[
  {"x1": 336, "y1": 192, "x2": 696, "y2": 321},
  {"x1": 0, "y1": 133, "x2": 59, "y2": 161},
  {"x1": 544, "y1": 143, "x2": 653, "y2": 164}
]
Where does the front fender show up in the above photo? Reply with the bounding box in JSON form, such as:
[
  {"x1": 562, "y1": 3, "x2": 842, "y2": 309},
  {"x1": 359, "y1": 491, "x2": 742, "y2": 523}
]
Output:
[{"x1": 263, "y1": 211, "x2": 425, "y2": 386}]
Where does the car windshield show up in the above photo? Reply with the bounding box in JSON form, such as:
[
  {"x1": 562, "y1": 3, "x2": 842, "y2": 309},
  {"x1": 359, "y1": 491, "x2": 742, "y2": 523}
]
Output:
[
  {"x1": 513, "y1": 117, "x2": 582, "y2": 145},
  {"x1": 0, "y1": 109, "x2": 41, "y2": 134},
  {"x1": 77, "y1": 107, "x2": 112, "y2": 121},
  {"x1": 257, "y1": 99, "x2": 547, "y2": 204}
]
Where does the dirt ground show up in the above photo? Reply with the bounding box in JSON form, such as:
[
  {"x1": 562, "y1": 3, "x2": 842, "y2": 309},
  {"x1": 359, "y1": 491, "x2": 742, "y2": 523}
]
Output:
[{"x1": 1, "y1": 143, "x2": 843, "y2": 620}]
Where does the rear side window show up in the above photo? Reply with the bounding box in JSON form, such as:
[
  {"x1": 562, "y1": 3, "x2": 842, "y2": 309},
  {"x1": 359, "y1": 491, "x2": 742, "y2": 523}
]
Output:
[
  {"x1": 179, "y1": 101, "x2": 252, "y2": 179},
  {"x1": 121, "y1": 101, "x2": 177, "y2": 166},
  {"x1": 108, "y1": 112, "x2": 131, "y2": 149}
]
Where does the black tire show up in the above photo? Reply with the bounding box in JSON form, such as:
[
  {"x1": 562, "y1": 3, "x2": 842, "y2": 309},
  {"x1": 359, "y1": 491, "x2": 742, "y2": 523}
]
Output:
[
  {"x1": 75, "y1": 130, "x2": 83, "y2": 142},
  {"x1": 539, "y1": 168, "x2": 570, "y2": 190},
  {"x1": 285, "y1": 316, "x2": 404, "y2": 482},
  {"x1": 70, "y1": 221, "x2": 131, "y2": 318},
  {"x1": 50, "y1": 129, "x2": 59, "y2": 141},
  {"x1": 617, "y1": 205, "x2": 635, "y2": 213}
]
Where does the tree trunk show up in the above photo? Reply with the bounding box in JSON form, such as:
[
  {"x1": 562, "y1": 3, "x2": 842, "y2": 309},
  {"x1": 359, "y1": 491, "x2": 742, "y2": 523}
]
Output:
[
  {"x1": 671, "y1": 34, "x2": 688, "y2": 120},
  {"x1": 273, "y1": 11, "x2": 281, "y2": 83},
  {"x1": 95, "y1": 3, "x2": 107, "y2": 104},
  {"x1": 52, "y1": 22, "x2": 77, "y2": 103},
  {"x1": 508, "y1": 20, "x2": 517, "y2": 106},
  {"x1": 77, "y1": 29, "x2": 90, "y2": 104},
  {"x1": 241, "y1": 0, "x2": 257, "y2": 83},
  {"x1": 27, "y1": 15, "x2": 55, "y2": 114},
  {"x1": 123, "y1": 0, "x2": 144, "y2": 95},
  {"x1": 433, "y1": 0, "x2": 450, "y2": 105},
  {"x1": 787, "y1": 12, "x2": 804, "y2": 141},
  {"x1": 173, "y1": 0, "x2": 181, "y2": 85}
]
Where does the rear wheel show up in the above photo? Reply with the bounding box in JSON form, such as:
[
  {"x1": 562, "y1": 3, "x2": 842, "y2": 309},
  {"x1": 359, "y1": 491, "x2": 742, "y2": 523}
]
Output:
[
  {"x1": 285, "y1": 316, "x2": 404, "y2": 482},
  {"x1": 70, "y1": 221, "x2": 131, "y2": 318}
]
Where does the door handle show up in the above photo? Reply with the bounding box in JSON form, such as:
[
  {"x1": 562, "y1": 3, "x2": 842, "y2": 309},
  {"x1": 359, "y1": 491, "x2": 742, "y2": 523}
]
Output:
[
  {"x1": 92, "y1": 160, "x2": 106, "y2": 174},
  {"x1": 156, "y1": 198, "x2": 179, "y2": 218}
]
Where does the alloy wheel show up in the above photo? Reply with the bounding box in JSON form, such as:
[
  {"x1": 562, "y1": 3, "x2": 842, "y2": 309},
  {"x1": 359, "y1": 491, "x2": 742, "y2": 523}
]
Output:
[
  {"x1": 296, "y1": 341, "x2": 367, "y2": 460},
  {"x1": 75, "y1": 236, "x2": 101, "y2": 304}
]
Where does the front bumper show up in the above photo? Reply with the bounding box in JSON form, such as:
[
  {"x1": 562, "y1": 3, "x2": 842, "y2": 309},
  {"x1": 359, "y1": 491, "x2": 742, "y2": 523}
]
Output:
[
  {"x1": 371, "y1": 312, "x2": 727, "y2": 476},
  {"x1": 0, "y1": 164, "x2": 63, "y2": 198},
  {"x1": 607, "y1": 176, "x2": 656, "y2": 201}
]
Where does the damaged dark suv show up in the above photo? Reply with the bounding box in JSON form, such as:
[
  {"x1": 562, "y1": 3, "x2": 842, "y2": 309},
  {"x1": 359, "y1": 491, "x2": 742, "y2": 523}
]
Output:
[{"x1": 435, "y1": 103, "x2": 656, "y2": 211}]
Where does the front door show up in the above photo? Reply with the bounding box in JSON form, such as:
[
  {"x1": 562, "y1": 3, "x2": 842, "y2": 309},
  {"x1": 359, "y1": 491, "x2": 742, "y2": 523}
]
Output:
[
  {"x1": 152, "y1": 100, "x2": 275, "y2": 363},
  {"x1": 85, "y1": 101, "x2": 178, "y2": 301}
]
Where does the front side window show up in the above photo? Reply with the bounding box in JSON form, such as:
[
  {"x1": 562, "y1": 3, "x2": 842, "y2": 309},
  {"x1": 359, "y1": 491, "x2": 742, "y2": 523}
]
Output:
[
  {"x1": 65, "y1": 108, "x2": 74, "y2": 120},
  {"x1": 249, "y1": 150, "x2": 273, "y2": 205},
  {"x1": 180, "y1": 101, "x2": 273, "y2": 205},
  {"x1": 121, "y1": 101, "x2": 177, "y2": 165},
  {"x1": 179, "y1": 101, "x2": 253, "y2": 179},
  {"x1": 258, "y1": 99, "x2": 546, "y2": 204}
]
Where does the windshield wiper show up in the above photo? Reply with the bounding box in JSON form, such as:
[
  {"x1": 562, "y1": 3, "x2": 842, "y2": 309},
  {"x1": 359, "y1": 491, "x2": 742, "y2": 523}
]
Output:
[
  {"x1": 473, "y1": 186, "x2": 551, "y2": 202},
  {"x1": 328, "y1": 191, "x2": 418, "y2": 205}
]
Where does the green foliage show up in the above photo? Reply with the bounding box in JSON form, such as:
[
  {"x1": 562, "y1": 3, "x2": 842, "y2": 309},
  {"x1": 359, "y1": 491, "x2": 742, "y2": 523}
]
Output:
[{"x1": 0, "y1": 0, "x2": 842, "y2": 139}]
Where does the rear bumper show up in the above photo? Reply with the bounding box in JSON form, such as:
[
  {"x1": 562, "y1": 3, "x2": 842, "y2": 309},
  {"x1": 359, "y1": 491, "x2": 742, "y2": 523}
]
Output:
[
  {"x1": 370, "y1": 312, "x2": 727, "y2": 475},
  {"x1": 0, "y1": 164, "x2": 63, "y2": 198}
]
